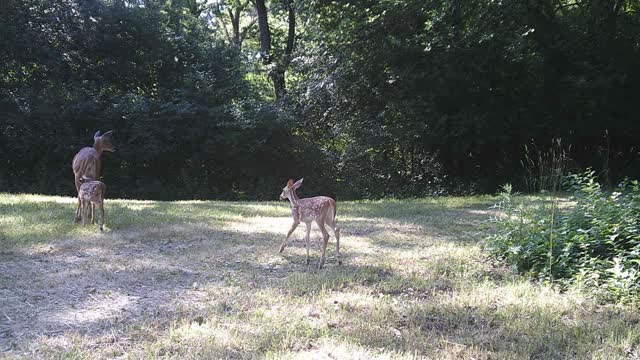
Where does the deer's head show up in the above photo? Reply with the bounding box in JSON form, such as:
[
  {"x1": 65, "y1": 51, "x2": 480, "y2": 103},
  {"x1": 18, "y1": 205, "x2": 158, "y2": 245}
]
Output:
[
  {"x1": 79, "y1": 175, "x2": 94, "y2": 184},
  {"x1": 93, "y1": 130, "x2": 115, "y2": 153},
  {"x1": 280, "y1": 178, "x2": 303, "y2": 200}
]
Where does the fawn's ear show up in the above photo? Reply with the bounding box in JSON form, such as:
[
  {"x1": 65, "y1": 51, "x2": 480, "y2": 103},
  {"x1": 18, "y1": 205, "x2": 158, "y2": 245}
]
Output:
[
  {"x1": 293, "y1": 178, "x2": 304, "y2": 190},
  {"x1": 286, "y1": 179, "x2": 294, "y2": 188},
  {"x1": 94, "y1": 130, "x2": 102, "y2": 140}
]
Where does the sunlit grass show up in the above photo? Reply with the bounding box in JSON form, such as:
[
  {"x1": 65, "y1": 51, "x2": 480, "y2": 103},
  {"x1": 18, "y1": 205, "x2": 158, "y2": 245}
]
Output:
[{"x1": 1, "y1": 193, "x2": 638, "y2": 359}]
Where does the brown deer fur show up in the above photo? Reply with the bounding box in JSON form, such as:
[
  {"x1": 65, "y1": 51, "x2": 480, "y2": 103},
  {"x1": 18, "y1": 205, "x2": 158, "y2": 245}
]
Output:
[
  {"x1": 78, "y1": 176, "x2": 106, "y2": 231},
  {"x1": 279, "y1": 178, "x2": 341, "y2": 268},
  {"x1": 72, "y1": 130, "x2": 113, "y2": 222}
]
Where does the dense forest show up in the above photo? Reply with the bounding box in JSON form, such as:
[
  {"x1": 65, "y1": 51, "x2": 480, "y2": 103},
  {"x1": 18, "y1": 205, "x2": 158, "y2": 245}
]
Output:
[{"x1": 1, "y1": 0, "x2": 639, "y2": 200}]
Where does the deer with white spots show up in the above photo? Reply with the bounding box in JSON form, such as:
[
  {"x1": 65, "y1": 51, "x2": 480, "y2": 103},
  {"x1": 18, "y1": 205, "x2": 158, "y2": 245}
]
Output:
[
  {"x1": 279, "y1": 178, "x2": 341, "y2": 268},
  {"x1": 78, "y1": 176, "x2": 106, "y2": 231},
  {"x1": 72, "y1": 130, "x2": 114, "y2": 223}
]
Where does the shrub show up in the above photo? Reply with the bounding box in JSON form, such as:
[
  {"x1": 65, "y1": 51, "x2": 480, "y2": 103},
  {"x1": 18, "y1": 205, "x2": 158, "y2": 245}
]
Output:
[{"x1": 488, "y1": 171, "x2": 640, "y2": 303}]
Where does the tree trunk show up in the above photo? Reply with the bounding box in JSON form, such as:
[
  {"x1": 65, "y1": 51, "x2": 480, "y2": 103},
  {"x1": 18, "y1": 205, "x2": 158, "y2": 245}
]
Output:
[
  {"x1": 228, "y1": 7, "x2": 240, "y2": 46},
  {"x1": 255, "y1": 0, "x2": 271, "y2": 64},
  {"x1": 272, "y1": 68, "x2": 286, "y2": 100},
  {"x1": 255, "y1": 0, "x2": 295, "y2": 101},
  {"x1": 284, "y1": 0, "x2": 295, "y2": 61}
]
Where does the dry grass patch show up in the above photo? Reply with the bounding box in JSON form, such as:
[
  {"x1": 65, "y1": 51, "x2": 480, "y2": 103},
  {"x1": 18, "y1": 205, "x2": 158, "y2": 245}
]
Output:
[{"x1": 1, "y1": 193, "x2": 638, "y2": 359}]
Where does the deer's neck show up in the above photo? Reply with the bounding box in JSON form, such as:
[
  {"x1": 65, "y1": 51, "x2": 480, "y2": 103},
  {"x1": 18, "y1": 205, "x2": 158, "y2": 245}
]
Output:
[
  {"x1": 93, "y1": 141, "x2": 104, "y2": 156},
  {"x1": 287, "y1": 190, "x2": 300, "y2": 208}
]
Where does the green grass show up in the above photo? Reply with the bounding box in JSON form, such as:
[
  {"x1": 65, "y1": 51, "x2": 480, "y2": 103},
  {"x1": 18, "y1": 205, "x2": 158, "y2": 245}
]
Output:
[{"x1": 0, "y1": 193, "x2": 638, "y2": 359}]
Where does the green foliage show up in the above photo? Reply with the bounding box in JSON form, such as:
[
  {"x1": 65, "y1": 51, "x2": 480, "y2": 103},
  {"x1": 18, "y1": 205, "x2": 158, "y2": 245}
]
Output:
[
  {"x1": 488, "y1": 171, "x2": 640, "y2": 302},
  {"x1": 2, "y1": 0, "x2": 640, "y2": 199},
  {"x1": 0, "y1": 0, "x2": 326, "y2": 199},
  {"x1": 291, "y1": 0, "x2": 640, "y2": 195}
]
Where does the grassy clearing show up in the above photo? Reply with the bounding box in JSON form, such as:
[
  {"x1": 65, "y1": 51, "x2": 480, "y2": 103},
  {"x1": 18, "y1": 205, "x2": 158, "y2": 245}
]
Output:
[{"x1": 0, "y1": 193, "x2": 638, "y2": 359}]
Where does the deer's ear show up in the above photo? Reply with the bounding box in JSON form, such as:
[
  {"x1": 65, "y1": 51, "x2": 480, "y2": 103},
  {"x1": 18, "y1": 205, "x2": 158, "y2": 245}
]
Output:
[
  {"x1": 94, "y1": 130, "x2": 101, "y2": 140},
  {"x1": 101, "y1": 130, "x2": 113, "y2": 139},
  {"x1": 293, "y1": 178, "x2": 304, "y2": 189},
  {"x1": 287, "y1": 179, "x2": 294, "y2": 188}
]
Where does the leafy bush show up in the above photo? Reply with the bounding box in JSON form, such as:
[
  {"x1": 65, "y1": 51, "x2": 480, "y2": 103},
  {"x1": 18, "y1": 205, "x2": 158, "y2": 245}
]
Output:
[
  {"x1": 0, "y1": 1, "x2": 330, "y2": 200},
  {"x1": 488, "y1": 171, "x2": 640, "y2": 302}
]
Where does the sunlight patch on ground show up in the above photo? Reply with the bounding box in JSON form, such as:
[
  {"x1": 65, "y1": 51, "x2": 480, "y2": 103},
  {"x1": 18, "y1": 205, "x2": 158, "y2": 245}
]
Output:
[
  {"x1": 172, "y1": 200, "x2": 208, "y2": 205},
  {"x1": 466, "y1": 209, "x2": 493, "y2": 215},
  {"x1": 0, "y1": 215, "x2": 24, "y2": 227},
  {"x1": 0, "y1": 194, "x2": 75, "y2": 205},
  {"x1": 223, "y1": 216, "x2": 290, "y2": 234},
  {"x1": 341, "y1": 236, "x2": 383, "y2": 256},
  {"x1": 37, "y1": 335, "x2": 75, "y2": 351},
  {"x1": 2, "y1": 193, "x2": 639, "y2": 359},
  {"x1": 242, "y1": 203, "x2": 288, "y2": 213},
  {"x1": 324, "y1": 291, "x2": 380, "y2": 309},
  {"x1": 278, "y1": 338, "x2": 409, "y2": 359},
  {"x1": 120, "y1": 203, "x2": 156, "y2": 211},
  {"x1": 45, "y1": 291, "x2": 136, "y2": 326},
  {"x1": 170, "y1": 320, "x2": 239, "y2": 350},
  {"x1": 108, "y1": 198, "x2": 156, "y2": 204}
]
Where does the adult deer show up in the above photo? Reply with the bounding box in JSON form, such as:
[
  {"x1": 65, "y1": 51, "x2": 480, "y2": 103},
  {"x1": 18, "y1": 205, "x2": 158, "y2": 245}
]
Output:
[
  {"x1": 72, "y1": 130, "x2": 114, "y2": 223},
  {"x1": 279, "y1": 178, "x2": 341, "y2": 268}
]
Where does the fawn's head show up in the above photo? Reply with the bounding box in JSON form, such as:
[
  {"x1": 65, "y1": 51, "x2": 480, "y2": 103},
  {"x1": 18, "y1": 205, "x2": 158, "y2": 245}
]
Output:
[
  {"x1": 93, "y1": 130, "x2": 115, "y2": 153},
  {"x1": 280, "y1": 178, "x2": 303, "y2": 200},
  {"x1": 79, "y1": 175, "x2": 94, "y2": 184}
]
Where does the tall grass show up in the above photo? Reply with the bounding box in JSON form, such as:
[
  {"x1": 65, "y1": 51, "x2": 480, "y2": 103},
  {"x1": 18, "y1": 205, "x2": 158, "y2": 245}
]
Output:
[
  {"x1": 519, "y1": 139, "x2": 571, "y2": 280},
  {"x1": 521, "y1": 139, "x2": 572, "y2": 194},
  {"x1": 489, "y1": 170, "x2": 640, "y2": 303}
]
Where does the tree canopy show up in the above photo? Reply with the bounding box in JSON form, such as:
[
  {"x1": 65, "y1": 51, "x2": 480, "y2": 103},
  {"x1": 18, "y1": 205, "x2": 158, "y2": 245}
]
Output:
[{"x1": 1, "y1": 0, "x2": 639, "y2": 199}]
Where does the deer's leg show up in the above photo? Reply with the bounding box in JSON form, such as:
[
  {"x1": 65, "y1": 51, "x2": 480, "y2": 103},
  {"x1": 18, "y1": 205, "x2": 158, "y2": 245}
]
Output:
[
  {"x1": 75, "y1": 198, "x2": 82, "y2": 223},
  {"x1": 98, "y1": 202, "x2": 104, "y2": 231},
  {"x1": 91, "y1": 203, "x2": 95, "y2": 224},
  {"x1": 316, "y1": 220, "x2": 330, "y2": 269},
  {"x1": 74, "y1": 178, "x2": 81, "y2": 223},
  {"x1": 305, "y1": 222, "x2": 312, "y2": 265},
  {"x1": 327, "y1": 218, "x2": 342, "y2": 265},
  {"x1": 81, "y1": 201, "x2": 87, "y2": 226},
  {"x1": 279, "y1": 220, "x2": 299, "y2": 253}
]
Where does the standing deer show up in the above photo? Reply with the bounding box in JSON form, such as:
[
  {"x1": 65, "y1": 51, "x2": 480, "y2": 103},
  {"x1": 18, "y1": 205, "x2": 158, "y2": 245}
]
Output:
[
  {"x1": 279, "y1": 178, "x2": 341, "y2": 268},
  {"x1": 78, "y1": 176, "x2": 106, "y2": 231},
  {"x1": 72, "y1": 130, "x2": 114, "y2": 223}
]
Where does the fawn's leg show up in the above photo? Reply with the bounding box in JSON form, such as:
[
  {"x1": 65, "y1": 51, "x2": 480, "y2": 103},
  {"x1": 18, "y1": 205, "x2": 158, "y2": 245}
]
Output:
[
  {"x1": 81, "y1": 201, "x2": 87, "y2": 226},
  {"x1": 316, "y1": 220, "x2": 330, "y2": 269},
  {"x1": 279, "y1": 220, "x2": 299, "y2": 253},
  {"x1": 305, "y1": 222, "x2": 312, "y2": 265},
  {"x1": 327, "y1": 218, "x2": 341, "y2": 265},
  {"x1": 91, "y1": 203, "x2": 95, "y2": 224}
]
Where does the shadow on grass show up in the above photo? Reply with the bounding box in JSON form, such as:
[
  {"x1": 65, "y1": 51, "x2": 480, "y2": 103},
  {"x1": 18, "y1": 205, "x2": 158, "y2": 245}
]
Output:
[
  {"x1": 338, "y1": 196, "x2": 497, "y2": 219},
  {"x1": 0, "y1": 194, "x2": 496, "y2": 248},
  {"x1": 339, "y1": 209, "x2": 494, "y2": 250},
  {"x1": 0, "y1": 199, "x2": 286, "y2": 249},
  {"x1": 2, "y1": 194, "x2": 637, "y2": 358},
  {"x1": 0, "y1": 217, "x2": 443, "y2": 355}
]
